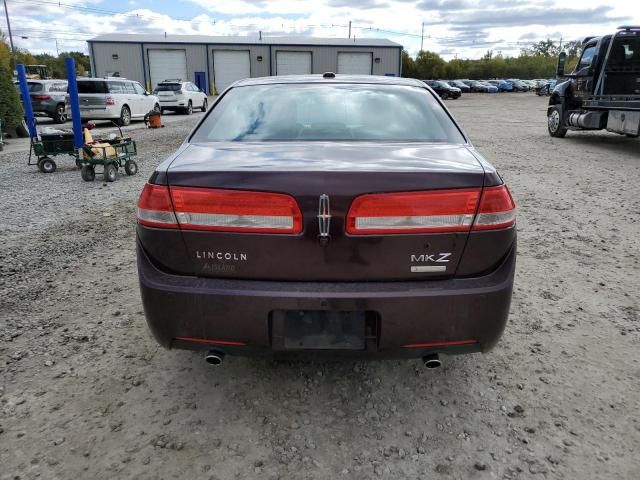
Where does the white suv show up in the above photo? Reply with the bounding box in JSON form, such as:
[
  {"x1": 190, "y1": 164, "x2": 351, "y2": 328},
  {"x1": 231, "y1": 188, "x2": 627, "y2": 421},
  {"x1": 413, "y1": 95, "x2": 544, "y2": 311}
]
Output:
[
  {"x1": 153, "y1": 80, "x2": 208, "y2": 115},
  {"x1": 76, "y1": 78, "x2": 160, "y2": 126}
]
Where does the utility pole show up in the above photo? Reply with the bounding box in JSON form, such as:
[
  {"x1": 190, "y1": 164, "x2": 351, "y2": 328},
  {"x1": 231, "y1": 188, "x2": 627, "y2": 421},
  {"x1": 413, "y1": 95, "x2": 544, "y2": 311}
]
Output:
[
  {"x1": 348, "y1": 20, "x2": 351, "y2": 39},
  {"x1": 3, "y1": 0, "x2": 16, "y2": 66},
  {"x1": 558, "y1": 36, "x2": 563, "y2": 52},
  {"x1": 55, "y1": 39, "x2": 59, "y2": 56},
  {"x1": 420, "y1": 22, "x2": 424, "y2": 52}
]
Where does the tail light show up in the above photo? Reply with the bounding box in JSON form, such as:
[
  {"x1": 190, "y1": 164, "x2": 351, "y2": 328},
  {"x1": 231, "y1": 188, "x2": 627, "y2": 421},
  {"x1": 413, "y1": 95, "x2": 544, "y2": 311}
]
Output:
[
  {"x1": 346, "y1": 188, "x2": 481, "y2": 234},
  {"x1": 136, "y1": 184, "x2": 303, "y2": 234},
  {"x1": 33, "y1": 94, "x2": 51, "y2": 100},
  {"x1": 170, "y1": 187, "x2": 302, "y2": 234},
  {"x1": 136, "y1": 184, "x2": 178, "y2": 229},
  {"x1": 346, "y1": 185, "x2": 515, "y2": 235},
  {"x1": 105, "y1": 96, "x2": 116, "y2": 105},
  {"x1": 472, "y1": 185, "x2": 516, "y2": 231}
]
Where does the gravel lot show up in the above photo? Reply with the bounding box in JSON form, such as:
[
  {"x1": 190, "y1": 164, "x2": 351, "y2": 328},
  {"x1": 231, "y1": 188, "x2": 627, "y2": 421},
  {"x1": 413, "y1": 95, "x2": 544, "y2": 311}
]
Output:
[{"x1": 1, "y1": 93, "x2": 639, "y2": 480}]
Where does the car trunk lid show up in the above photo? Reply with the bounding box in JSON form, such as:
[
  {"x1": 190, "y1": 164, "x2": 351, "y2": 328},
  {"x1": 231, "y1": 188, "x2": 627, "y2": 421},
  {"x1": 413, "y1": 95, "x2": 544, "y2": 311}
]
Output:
[{"x1": 149, "y1": 142, "x2": 489, "y2": 281}]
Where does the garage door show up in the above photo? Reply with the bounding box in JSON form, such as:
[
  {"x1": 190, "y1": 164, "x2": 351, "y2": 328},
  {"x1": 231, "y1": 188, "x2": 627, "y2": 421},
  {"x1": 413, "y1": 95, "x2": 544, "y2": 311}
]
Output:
[
  {"x1": 276, "y1": 51, "x2": 312, "y2": 75},
  {"x1": 337, "y1": 52, "x2": 373, "y2": 75},
  {"x1": 148, "y1": 50, "x2": 187, "y2": 88},
  {"x1": 213, "y1": 50, "x2": 250, "y2": 93}
]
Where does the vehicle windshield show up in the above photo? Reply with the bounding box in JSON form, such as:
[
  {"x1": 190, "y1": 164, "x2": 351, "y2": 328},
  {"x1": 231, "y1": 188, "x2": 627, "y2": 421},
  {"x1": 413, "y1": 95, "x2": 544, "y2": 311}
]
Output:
[
  {"x1": 191, "y1": 84, "x2": 465, "y2": 143},
  {"x1": 154, "y1": 83, "x2": 182, "y2": 92},
  {"x1": 435, "y1": 81, "x2": 450, "y2": 88}
]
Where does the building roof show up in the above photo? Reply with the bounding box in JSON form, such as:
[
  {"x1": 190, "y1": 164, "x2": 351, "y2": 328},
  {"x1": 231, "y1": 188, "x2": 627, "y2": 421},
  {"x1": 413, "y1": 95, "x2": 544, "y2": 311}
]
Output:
[
  {"x1": 87, "y1": 33, "x2": 402, "y2": 48},
  {"x1": 234, "y1": 74, "x2": 422, "y2": 88}
]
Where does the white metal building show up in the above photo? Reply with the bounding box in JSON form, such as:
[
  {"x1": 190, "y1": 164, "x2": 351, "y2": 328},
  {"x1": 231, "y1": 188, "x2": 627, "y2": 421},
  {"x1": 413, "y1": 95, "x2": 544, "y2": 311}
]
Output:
[{"x1": 87, "y1": 34, "x2": 403, "y2": 94}]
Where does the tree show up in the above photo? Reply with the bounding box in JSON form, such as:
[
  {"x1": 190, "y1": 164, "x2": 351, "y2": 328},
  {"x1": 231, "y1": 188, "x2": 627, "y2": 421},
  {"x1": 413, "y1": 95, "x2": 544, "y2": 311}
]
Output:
[{"x1": 0, "y1": 62, "x2": 24, "y2": 130}]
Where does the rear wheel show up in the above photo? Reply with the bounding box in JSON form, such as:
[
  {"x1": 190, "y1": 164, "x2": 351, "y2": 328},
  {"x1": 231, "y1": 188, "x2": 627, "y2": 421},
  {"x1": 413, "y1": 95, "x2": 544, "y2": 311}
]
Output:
[
  {"x1": 201, "y1": 98, "x2": 208, "y2": 112},
  {"x1": 53, "y1": 104, "x2": 67, "y2": 123},
  {"x1": 441, "y1": 92, "x2": 449, "y2": 100},
  {"x1": 104, "y1": 163, "x2": 117, "y2": 182},
  {"x1": 548, "y1": 106, "x2": 567, "y2": 138},
  {"x1": 81, "y1": 165, "x2": 95, "y2": 182},
  {"x1": 124, "y1": 160, "x2": 138, "y2": 176},
  {"x1": 185, "y1": 101, "x2": 193, "y2": 115},
  {"x1": 118, "y1": 105, "x2": 131, "y2": 126},
  {"x1": 37, "y1": 157, "x2": 57, "y2": 173},
  {"x1": 153, "y1": 103, "x2": 161, "y2": 113}
]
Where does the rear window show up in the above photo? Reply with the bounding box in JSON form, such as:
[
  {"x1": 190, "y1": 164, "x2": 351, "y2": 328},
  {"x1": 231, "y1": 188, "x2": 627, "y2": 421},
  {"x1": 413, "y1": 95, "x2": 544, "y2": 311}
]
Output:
[
  {"x1": 154, "y1": 83, "x2": 182, "y2": 92},
  {"x1": 27, "y1": 82, "x2": 43, "y2": 92},
  {"x1": 77, "y1": 81, "x2": 108, "y2": 94},
  {"x1": 191, "y1": 84, "x2": 465, "y2": 143}
]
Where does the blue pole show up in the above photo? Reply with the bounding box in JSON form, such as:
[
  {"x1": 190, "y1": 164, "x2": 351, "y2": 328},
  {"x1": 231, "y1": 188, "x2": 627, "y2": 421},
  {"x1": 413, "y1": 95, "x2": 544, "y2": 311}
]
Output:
[
  {"x1": 16, "y1": 64, "x2": 37, "y2": 138},
  {"x1": 65, "y1": 57, "x2": 83, "y2": 148}
]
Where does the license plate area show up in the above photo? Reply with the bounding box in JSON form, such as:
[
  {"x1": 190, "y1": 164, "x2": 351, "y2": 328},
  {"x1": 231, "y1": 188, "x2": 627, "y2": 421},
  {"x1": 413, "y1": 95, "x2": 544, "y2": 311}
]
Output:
[{"x1": 271, "y1": 310, "x2": 379, "y2": 351}]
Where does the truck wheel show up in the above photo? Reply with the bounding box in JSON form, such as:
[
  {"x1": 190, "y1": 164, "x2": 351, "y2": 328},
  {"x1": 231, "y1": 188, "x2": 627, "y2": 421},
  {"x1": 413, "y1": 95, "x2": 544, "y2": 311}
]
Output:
[
  {"x1": 124, "y1": 160, "x2": 138, "y2": 176},
  {"x1": 104, "y1": 163, "x2": 117, "y2": 182},
  {"x1": 53, "y1": 104, "x2": 67, "y2": 123},
  {"x1": 118, "y1": 106, "x2": 131, "y2": 126},
  {"x1": 548, "y1": 106, "x2": 567, "y2": 138},
  {"x1": 81, "y1": 165, "x2": 95, "y2": 182},
  {"x1": 37, "y1": 157, "x2": 57, "y2": 173}
]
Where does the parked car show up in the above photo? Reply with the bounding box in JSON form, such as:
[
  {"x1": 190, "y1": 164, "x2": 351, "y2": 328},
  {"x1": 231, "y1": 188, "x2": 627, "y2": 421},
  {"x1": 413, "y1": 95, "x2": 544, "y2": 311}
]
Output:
[
  {"x1": 15, "y1": 79, "x2": 68, "y2": 123},
  {"x1": 468, "y1": 81, "x2": 499, "y2": 93},
  {"x1": 75, "y1": 78, "x2": 160, "y2": 126},
  {"x1": 422, "y1": 80, "x2": 461, "y2": 99},
  {"x1": 152, "y1": 80, "x2": 208, "y2": 114},
  {"x1": 485, "y1": 80, "x2": 513, "y2": 92},
  {"x1": 136, "y1": 74, "x2": 517, "y2": 365},
  {"x1": 507, "y1": 79, "x2": 529, "y2": 92},
  {"x1": 447, "y1": 80, "x2": 471, "y2": 93}
]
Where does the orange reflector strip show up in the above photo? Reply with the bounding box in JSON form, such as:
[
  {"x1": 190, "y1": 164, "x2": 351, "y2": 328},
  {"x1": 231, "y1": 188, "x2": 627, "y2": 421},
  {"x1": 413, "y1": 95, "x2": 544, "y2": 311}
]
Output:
[
  {"x1": 175, "y1": 337, "x2": 247, "y2": 346},
  {"x1": 402, "y1": 339, "x2": 478, "y2": 348}
]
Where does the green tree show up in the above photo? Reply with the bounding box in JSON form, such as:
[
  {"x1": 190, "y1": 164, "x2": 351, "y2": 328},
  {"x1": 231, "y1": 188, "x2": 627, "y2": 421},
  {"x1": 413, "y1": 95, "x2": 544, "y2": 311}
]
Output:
[{"x1": 0, "y1": 62, "x2": 24, "y2": 129}]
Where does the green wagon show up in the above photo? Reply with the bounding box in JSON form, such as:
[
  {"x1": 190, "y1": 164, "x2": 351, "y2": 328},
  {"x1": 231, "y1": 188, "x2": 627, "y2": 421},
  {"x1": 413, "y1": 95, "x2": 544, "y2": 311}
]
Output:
[
  {"x1": 28, "y1": 132, "x2": 79, "y2": 173},
  {"x1": 79, "y1": 138, "x2": 138, "y2": 182}
]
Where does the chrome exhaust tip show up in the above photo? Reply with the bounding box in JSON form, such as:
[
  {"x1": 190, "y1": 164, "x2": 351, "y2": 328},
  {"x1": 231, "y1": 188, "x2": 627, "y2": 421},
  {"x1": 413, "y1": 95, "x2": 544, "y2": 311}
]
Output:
[
  {"x1": 205, "y1": 350, "x2": 225, "y2": 365},
  {"x1": 422, "y1": 354, "x2": 441, "y2": 369}
]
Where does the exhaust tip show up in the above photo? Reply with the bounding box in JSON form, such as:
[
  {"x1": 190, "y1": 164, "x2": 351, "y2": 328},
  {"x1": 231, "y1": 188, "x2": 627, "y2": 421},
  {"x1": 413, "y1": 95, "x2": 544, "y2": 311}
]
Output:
[
  {"x1": 205, "y1": 350, "x2": 225, "y2": 365},
  {"x1": 422, "y1": 354, "x2": 441, "y2": 369}
]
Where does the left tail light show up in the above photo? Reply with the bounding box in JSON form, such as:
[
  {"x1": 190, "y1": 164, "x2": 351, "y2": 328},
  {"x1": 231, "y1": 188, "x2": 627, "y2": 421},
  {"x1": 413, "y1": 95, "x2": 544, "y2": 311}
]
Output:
[
  {"x1": 33, "y1": 94, "x2": 51, "y2": 100},
  {"x1": 136, "y1": 184, "x2": 179, "y2": 229},
  {"x1": 136, "y1": 184, "x2": 303, "y2": 234},
  {"x1": 105, "y1": 96, "x2": 116, "y2": 105}
]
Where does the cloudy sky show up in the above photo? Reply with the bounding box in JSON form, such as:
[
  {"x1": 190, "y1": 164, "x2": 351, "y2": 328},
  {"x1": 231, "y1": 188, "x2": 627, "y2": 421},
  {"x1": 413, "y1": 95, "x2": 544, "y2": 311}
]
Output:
[{"x1": 2, "y1": 0, "x2": 638, "y2": 59}]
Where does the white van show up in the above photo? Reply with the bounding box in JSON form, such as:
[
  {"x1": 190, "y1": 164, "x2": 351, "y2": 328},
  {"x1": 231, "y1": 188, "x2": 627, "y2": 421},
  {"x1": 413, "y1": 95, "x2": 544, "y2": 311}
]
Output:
[{"x1": 75, "y1": 78, "x2": 160, "y2": 126}]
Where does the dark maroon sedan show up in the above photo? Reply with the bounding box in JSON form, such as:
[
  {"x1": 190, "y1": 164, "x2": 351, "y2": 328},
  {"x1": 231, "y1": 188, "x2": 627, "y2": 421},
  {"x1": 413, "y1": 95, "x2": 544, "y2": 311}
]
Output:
[{"x1": 136, "y1": 74, "x2": 516, "y2": 367}]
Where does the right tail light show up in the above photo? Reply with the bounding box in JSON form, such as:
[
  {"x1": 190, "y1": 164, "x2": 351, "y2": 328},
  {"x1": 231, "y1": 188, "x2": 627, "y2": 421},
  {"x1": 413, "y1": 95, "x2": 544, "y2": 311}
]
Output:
[{"x1": 472, "y1": 185, "x2": 516, "y2": 231}]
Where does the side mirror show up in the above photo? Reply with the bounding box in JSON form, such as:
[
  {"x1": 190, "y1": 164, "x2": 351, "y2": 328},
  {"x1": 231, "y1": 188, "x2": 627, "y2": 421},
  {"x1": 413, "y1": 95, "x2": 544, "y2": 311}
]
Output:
[{"x1": 556, "y1": 52, "x2": 566, "y2": 77}]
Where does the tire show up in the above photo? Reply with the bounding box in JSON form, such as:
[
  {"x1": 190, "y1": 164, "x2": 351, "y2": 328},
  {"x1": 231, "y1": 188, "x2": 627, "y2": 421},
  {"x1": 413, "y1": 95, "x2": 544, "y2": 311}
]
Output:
[
  {"x1": 153, "y1": 103, "x2": 161, "y2": 113},
  {"x1": 185, "y1": 101, "x2": 193, "y2": 115},
  {"x1": 118, "y1": 106, "x2": 131, "y2": 126},
  {"x1": 104, "y1": 163, "x2": 117, "y2": 182},
  {"x1": 201, "y1": 98, "x2": 208, "y2": 112},
  {"x1": 37, "y1": 157, "x2": 57, "y2": 173},
  {"x1": 441, "y1": 92, "x2": 449, "y2": 100},
  {"x1": 626, "y1": 134, "x2": 639, "y2": 138},
  {"x1": 52, "y1": 104, "x2": 67, "y2": 123},
  {"x1": 124, "y1": 160, "x2": 138, "y2": 176},
  {"x1": 548, "y1": 105, "x2": 568, "y2": 138},
  {"x1": 81, "y1": 165, "x2": 95, "y2": 182}
]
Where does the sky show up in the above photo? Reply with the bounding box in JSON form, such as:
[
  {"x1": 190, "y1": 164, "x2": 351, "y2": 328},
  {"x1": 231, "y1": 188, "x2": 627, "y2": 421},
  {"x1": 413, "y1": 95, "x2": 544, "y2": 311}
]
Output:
[{"x1": 1, "y1": 0, "x2": 638, "y2": 60}]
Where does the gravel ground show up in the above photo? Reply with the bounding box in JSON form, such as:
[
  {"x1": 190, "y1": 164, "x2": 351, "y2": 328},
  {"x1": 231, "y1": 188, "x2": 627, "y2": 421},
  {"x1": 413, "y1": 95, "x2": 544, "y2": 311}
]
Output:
[{"x1": 1, "y1": 93, "x2": 639, "y2": 480}]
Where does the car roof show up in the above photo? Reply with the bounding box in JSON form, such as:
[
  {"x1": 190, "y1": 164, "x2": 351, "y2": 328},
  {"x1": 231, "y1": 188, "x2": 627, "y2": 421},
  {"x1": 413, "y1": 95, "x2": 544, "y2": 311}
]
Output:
[{"x1": 233, "y1": 74, "x2": 425, "y2": 88}]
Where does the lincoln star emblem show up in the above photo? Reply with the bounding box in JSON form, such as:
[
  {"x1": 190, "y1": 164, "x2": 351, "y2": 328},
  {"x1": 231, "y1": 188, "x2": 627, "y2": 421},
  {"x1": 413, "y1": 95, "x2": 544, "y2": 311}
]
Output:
[{"x1": 318, "y1": 194, "x2": 331, "y2": 246}]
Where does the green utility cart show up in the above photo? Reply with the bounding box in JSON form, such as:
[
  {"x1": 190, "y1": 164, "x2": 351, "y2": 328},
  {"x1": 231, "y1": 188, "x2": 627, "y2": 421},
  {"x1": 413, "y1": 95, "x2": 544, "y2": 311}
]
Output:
[{"x1": 79, "y1": 137, "x2": 138, "y2": 182}]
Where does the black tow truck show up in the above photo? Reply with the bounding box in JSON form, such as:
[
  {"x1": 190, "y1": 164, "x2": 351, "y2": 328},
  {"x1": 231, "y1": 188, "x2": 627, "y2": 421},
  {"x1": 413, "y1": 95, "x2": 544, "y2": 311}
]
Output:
[{"x1": 547, "y1": 26, "x2": 640, "y2": 138}]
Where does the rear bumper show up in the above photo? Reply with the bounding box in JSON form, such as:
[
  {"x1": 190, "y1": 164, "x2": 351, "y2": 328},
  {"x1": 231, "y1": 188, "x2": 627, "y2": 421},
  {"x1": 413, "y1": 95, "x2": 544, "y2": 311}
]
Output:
[
  {"x1": 137, "y1": 241, "x2": 516, "y2": 359},
  {"x1": 158, "y1": 100, "x2": 186, "y2": 108}
]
